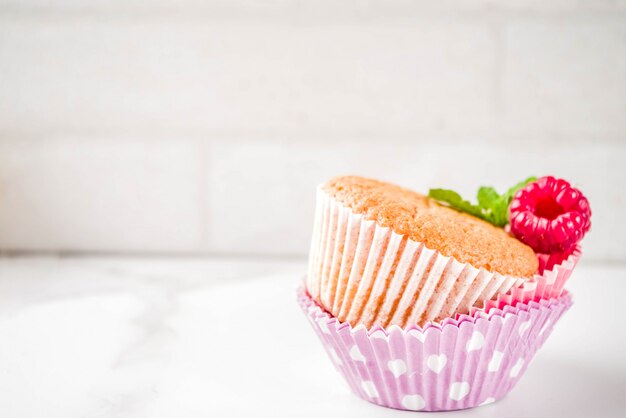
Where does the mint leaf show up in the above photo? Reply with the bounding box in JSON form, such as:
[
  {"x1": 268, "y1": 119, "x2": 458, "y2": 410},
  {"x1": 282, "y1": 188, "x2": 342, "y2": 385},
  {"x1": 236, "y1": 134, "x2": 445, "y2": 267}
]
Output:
[
  {"x1": 496, "y1": 176, "x2": 536, "y2": 225},
  {"x1": 428, "y1": 177, "x2": 537, "y2": 227},
  {"x1": 477, "y1": 187, "x2": 499, "y2": 208},
  {"x1": 476, "y1": 187, "x2": 500, "y2": 224},
  {"x1": 427, "y1": 189, "x2": 485, "y2": 219}
]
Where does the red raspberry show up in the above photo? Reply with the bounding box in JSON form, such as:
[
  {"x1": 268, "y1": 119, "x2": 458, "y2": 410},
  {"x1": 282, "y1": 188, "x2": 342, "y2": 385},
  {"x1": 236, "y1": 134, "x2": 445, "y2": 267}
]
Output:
[{"x1": 509, "y1": 176, "x2": 591, "y2": 253}]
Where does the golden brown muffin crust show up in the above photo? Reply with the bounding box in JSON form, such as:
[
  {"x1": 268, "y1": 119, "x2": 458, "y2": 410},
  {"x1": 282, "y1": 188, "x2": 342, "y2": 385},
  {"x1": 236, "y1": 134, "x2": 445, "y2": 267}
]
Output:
[{"x1": 322, "y1": 175, "x2": 538, "y2": 277}]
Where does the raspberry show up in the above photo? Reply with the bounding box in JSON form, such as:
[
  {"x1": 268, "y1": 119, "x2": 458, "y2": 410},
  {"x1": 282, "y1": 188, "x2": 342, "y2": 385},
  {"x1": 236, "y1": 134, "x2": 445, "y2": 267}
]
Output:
[{"x1": 509, "y1": 176, "x2": 591, "y2": 253}]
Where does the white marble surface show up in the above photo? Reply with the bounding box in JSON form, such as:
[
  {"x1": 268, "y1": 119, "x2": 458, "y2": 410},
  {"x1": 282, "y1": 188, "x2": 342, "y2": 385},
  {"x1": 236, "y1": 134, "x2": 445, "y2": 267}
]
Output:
[{"x1": 0, "y1": 257, "x2": 624, "y2": 417}]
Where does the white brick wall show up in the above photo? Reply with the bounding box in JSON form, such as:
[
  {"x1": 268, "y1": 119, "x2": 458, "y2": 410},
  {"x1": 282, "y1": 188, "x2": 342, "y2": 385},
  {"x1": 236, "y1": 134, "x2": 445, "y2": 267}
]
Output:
[
  {"x1": 0, "y1": 1, "x2": 624, "y2": 261},
  {"x1": 502, "y1": 19, "x2": 626, "y2": 137},
  {"x1": 0, "y1": 138, "x2": 207, "y2": 252}
]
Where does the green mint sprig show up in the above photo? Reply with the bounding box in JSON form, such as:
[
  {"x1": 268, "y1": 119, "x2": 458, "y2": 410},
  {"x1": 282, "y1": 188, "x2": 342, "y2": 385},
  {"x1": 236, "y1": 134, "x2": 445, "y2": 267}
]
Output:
[{"x1": 428, "y1": 177, "x2": 537, "y2": 227}]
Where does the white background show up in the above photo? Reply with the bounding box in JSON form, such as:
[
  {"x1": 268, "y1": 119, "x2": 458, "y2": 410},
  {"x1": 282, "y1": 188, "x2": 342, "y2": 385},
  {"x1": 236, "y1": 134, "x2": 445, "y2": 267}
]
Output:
[{"x1": 0, "y1": 1, "x2": 625, "y2": 262}]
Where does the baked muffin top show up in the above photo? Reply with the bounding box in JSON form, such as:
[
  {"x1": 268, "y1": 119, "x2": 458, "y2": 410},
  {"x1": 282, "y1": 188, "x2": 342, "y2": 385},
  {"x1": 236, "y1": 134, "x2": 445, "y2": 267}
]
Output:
[{"x1": 322, "y1": 176, "x2": 538, "y2": 277}]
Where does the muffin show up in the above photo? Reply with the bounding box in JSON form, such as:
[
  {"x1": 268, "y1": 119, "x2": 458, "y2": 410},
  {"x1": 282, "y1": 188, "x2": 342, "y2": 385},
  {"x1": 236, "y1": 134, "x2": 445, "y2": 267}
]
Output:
[
  {"x1": 307, "y1": 175, "x2": 538, "y2": 328},
  {"x1": 299, "y1": 174, "x2": 590, "y2": 411}
]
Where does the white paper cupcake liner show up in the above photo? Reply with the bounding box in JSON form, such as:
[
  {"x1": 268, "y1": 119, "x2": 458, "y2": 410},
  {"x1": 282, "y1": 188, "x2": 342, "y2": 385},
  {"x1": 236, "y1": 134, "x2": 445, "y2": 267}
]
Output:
[
  {"x1": 307, "y1": 187, "x2": 527, "y2": 328},
  {"x1": 475, "y1": 246, "x2": 580, "y2": 313}
]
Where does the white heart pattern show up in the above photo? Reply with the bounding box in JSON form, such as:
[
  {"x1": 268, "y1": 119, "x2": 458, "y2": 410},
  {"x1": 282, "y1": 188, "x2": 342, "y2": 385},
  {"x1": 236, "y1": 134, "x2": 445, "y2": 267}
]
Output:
[
  {"x1": 401, "y1": 394, "x2": 426, "y2": 411},
  {"x1": 466, "y1": 331, "x2": 485, "y2": 352},
  {"x1": 518, "y1": 321, "x2": 531, "y2": 336},
  {"x1": 449, "y1": 382, "x2": 470, "y2": 401},
  {"x1": 488, "y1": 351, "x2": 504, "y2": 372},
  {"x1": 510, "y1": 358, "x2": 524, "y2": 377},
  {"x1": 426, "y1": 354, "x2": 447, "y2": 374},
  {"x1": 361, "y1": 381, "x2": 379, "y2": 398},
  {"x1": 387, "y1": 359, "x2": 407, "y2": 377},
  {"x1": 349, "y1": 345, "x2": 366, "y2": 362}
]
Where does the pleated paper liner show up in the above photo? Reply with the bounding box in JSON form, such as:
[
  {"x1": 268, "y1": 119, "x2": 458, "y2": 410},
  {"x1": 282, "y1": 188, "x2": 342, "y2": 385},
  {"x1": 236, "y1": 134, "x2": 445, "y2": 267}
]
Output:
[
  {"x1": 307, "y1": 187, "x2": 577, "y2": 328},
  {"x1": 474, "y1": 245, "x2": 580, "y2": 313},
  {"x1": 298, "y1": 286, "x2": 572, "y2": 412}
]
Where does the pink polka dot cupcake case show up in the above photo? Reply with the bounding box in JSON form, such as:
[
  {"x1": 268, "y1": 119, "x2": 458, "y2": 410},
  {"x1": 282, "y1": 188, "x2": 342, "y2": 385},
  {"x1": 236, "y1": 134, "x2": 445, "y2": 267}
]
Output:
[
  {"x1": 298, "y1": 176, "x2": 590, "y2": 411},
  {"x1": 298, "y1": 286, "x2": 572, "y2": 411}
]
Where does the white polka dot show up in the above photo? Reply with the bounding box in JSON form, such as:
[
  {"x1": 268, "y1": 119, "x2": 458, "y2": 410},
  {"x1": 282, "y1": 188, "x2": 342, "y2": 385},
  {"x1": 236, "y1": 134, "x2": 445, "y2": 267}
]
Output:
[
  {"x1": 466, "y1": 331, "x2": 485, "y2": 352},
  {"x1": 426, "y1": 354, "x2": 447, "y2": 374},
  {"x1": 480, "y1": 397, "x2": 496, "y2": 406},
  {"x1": 510, "y1": 358, "x2": 524, "y2": 377},
  {"x1": 387, "y1": 359, "x2": 407, "y2": 377},
  {"x1": 361, "y1": 381, "x2": 379, "y2": 398},
  {"x1": 449, "y1": 382, "x2": 470, "y2": 401},
  {"x1": 349, "y1": 345, "x2": 366, "y2": 362},
  {"x1": 488, "y1": 351, "x2": 504, "y2": 372},
  {"x1": 401, "y1": 394, "x2": 426, "y2": 411}
]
